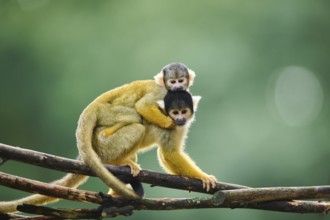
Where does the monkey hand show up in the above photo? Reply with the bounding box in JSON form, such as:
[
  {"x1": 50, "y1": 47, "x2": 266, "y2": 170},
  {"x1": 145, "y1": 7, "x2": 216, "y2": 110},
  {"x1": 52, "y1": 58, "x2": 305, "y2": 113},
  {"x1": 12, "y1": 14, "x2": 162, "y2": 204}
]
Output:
[
  {"x1": 199, "y1": 174, "x2": 217, "y2": 192},
  {"x1": 152, "y1": 116, "x2": 175, "y2": 129},
  {"x1": 163, "y1": 117, "x2": 176, "y2": 129}
]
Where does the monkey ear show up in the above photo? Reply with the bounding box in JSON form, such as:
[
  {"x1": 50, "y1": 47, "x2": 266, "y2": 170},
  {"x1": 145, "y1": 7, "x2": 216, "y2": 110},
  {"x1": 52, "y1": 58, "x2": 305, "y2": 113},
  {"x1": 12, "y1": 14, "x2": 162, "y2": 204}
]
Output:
[
  {"x1": 192, "y1": 96, "x2": 202, "y2": 111},
  {"x1": 154, "y1": 72, "x2": 164, "y2": 86},
  {"x1": 157, "y1": 100, "x2": 165, "y2": 110},
  {"x1": 188, "y1": 69, "x2": 196, "y2": 86}
]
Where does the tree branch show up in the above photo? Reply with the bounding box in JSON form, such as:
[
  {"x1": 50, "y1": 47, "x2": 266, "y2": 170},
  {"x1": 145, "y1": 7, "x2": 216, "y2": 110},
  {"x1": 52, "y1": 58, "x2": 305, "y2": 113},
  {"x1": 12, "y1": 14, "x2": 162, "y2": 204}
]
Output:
[
  {"x1": 0, "y1": 172, "x2": 105, "y2": 205},
  {"x1": 0, "y1": 143, "x2": 329, "y2": 218},
  {"x1": 1, "y1": 172, "x2": 329, "y2": 218},
  {"x1": 16, "y1": 200, "x2": 330, "y2": 219},
  {"x1": 1, "y1": 167, "x2": 330, "y2": 215},
  {"x1": 0, "y1": 143, "x2": 245, "y2": 192}
]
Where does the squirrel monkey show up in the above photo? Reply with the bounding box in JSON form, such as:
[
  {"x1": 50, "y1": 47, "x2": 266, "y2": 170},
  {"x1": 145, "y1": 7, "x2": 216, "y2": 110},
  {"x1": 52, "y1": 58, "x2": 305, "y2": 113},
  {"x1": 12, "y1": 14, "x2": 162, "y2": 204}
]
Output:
[
  {"x1": 106, "y1": 90, "x2": 218, "y2": 198},
  {"x1": 107, "y1": 90, "x2": 217, "y2": 198},
  {"x1": 101, "y1": 62, "x2": 195, "y2": 137},
  {"x1": 77, "y1": 63, "x2": 196, "y2": 199},
  {"x1": 156, "y1": 90, "x2": 217, "y2": 191},
  {"x1": 0, "y1": 63, "x2": 197, "y2": 213}
]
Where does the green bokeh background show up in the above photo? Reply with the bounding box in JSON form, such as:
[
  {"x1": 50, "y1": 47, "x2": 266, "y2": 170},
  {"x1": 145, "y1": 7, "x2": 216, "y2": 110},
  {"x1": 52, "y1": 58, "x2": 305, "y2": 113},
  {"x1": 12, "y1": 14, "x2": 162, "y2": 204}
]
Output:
[{"x1": 1, "y1": 0, "x2": 329, "y2": 219}]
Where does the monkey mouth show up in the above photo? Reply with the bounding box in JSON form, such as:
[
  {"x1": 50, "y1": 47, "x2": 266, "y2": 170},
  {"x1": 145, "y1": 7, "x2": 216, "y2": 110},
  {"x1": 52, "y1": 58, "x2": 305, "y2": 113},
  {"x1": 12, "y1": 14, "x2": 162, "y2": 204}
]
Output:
[
  {"x1": 172, "y1": 86, "x2": 184, "y2": 91},
  {"x1": 175, "y1": 120, "x2": 186, "y2": 126}
]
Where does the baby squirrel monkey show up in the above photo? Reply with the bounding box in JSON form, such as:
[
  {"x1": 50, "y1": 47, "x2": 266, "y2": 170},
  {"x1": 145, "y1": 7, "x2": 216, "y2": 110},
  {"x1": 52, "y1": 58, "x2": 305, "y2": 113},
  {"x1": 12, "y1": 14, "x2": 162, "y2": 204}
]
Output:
[
  {"x1": 0, "y1": 63, "x2": 203, "y2": 213},
  {"x1": 90, "y1": 64, "x2": 215, "y2": 198}
]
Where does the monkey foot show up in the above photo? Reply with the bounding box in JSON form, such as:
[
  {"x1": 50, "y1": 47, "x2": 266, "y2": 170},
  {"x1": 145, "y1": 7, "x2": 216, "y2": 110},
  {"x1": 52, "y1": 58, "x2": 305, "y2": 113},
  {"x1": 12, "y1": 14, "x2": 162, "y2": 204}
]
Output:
[
  {"x1": 200, "y1": 174, "x2": 217, "y2": 192},
  {"x1": 102, "y1": 125, "x2": 119, "y2": 138},
  {"x1": 128, "y1": 163, "x2": 141, "y2": 177}
]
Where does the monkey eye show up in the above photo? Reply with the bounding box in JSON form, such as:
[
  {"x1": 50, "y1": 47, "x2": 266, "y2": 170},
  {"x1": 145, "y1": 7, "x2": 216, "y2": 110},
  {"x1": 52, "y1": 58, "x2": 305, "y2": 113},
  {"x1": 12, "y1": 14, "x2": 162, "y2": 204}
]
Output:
[
  {"x1": 170, "y1": 80, "x2": 176, "y2": 84},
  {"x1": 172, "y1": 110, "x2": 179, "y2": 115},
  {"x1": 181, "y1": 109, "x2": 187, "y2": 114},
  {"x1": 178, "y1": 79, "x2": 184, "y2": 83}
]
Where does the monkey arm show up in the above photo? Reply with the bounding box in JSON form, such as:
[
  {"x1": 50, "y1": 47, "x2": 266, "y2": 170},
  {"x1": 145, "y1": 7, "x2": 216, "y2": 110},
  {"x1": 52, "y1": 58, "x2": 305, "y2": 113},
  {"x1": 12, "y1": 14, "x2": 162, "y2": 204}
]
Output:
[
  {"x1": 157, "y1": 147, "x2": 217, "y2": 191},
  {"x1": 137, "y1": 105, "x2": 174, "y2": 129},
  {"x1": 157, "y1": 148, "x2": 205, "y2": 177},
  {"x1": 135, "y1": 96, "x2": 175, "y2": 129}
]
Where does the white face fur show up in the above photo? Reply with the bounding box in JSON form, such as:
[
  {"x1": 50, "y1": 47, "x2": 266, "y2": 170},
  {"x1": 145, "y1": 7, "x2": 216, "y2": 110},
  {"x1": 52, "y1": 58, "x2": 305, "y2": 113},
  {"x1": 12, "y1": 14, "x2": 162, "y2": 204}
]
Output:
[
  {"x1": 164, "y1": 76, "x2": 189, "y2": 91},
  {"x1": 157, "y1": 96, "x2": 201, "y2": 126},
  {"x1": 154, "y1": 66, "x2": 196, "y2": 91},
  {"x1": 168, "y1": 107, "x2": 192, "y2": 126}
]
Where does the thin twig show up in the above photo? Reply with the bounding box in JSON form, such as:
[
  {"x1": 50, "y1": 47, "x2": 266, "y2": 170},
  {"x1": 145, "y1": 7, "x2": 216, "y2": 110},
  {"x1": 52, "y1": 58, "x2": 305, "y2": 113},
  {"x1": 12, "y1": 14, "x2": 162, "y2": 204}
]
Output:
[
  {"x1": 17, "y1": 205, "x2": 102, "y2": 219},
  {"x1": 0, "y1": 172, "x2": 106, "y2": 205}
]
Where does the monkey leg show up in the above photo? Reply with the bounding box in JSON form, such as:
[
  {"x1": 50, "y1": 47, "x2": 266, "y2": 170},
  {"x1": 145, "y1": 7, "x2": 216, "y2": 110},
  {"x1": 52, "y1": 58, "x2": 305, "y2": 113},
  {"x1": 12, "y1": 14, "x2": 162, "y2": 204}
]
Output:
[
  {"x1": 107, "y1": 156, "x2": 142, "y2": 198},
  {"x1": 112, "y1": 154, "x2": 141, "y2": 177},
  {"x1": 93, "y1": 123, "x2": 145, "y2": 163},
  {"x1": 98, "y1": 104, "x2": 142, "y2": 126},
  {"x1": 93, "y1": 124, "x2": 145, "y2": 197},
  {"x1": 97, "y1": 105, "x2": 143, "y2": 138}
]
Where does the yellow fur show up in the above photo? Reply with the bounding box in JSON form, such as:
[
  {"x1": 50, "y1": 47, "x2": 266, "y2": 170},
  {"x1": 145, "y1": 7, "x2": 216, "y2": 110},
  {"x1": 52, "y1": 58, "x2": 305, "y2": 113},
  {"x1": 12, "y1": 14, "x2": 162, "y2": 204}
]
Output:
[
  {"x1": 0, "y1": 64, "x2": 210, "y2": 213},
  {"x1": 84, "y1": 81, "x2": 216, "y2": 199},
  {"x1": 0, "y1": 80, "x2": 173, "y2": 213},
  {"x1": 102, "y1": 123, "x2": 126, "y2": 138},
  {"x1": 92, "y1": 95, "x2": 216, "y2": 197},
  {"x1": 77, "y1": 80, "x2": 174, "y2": 199}
]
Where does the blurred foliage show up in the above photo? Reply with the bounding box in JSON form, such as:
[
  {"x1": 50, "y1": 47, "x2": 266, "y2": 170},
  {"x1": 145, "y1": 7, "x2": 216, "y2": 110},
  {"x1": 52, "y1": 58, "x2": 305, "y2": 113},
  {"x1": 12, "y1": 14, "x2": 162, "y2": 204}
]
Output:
[{"x1": 0, "y1": 0, "x2": 329, "y2": 219}]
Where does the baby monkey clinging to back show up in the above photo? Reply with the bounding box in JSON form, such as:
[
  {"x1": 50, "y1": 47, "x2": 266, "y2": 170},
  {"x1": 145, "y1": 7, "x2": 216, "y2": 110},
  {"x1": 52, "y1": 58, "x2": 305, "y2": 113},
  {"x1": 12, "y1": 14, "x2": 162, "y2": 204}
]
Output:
[
  {"x1": 110, "y1": 90, "x2": 216, "y2": 198},
  {"x1": 0, "y1": 63, "x2": 217, "y2": 214}
]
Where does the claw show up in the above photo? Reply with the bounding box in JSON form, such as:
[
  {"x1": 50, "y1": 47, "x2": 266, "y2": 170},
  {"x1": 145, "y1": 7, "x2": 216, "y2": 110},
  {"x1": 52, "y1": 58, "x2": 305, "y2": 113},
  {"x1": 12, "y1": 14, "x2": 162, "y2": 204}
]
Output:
[
  {"x1": 202, "y1": 179, "x2": 207, "y2": 191},
  {"x1": 209, "y1": 175, "x2": 217, "y2": 188},
  {"x1": 200, "y1": 174, "x2": 217, "y2": 192}
]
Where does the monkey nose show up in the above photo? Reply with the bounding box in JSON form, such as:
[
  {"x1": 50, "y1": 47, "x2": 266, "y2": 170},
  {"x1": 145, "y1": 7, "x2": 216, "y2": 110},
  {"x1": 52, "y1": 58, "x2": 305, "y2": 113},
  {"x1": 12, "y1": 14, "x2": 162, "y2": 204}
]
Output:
[
  {"x1": 175, "y1": 118, "x2": 186, "y2": 126},
  {"x1": 172, "y1": 86, "x2": 184, "y2": 91}
]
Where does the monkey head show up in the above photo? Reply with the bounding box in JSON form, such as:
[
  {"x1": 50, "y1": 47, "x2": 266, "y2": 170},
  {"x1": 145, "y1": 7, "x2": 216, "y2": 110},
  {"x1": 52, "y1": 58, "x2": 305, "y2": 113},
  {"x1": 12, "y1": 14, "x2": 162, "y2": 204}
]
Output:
[
  {"x1": 154, "y1": 63, "x2": 196, "y2": 91},
  {"x1": 157, "y1": 90, "x2": 201, "y2": 126}
]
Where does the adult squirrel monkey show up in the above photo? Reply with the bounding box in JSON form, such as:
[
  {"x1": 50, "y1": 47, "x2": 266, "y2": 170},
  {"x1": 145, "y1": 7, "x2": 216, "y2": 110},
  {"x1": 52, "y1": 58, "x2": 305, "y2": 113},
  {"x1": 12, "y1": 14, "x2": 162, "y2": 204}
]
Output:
[
  {"x1": 156, "y1": 90, "x2": 217, "y2": 191},
  {"x1": 0, "y1": 63, "x2": 198, "y2": 213},
  {"x1": 77, "y1": 63, "x2": 196, "y2": 199},
  {"x1": 107, "y1": 90, "x2": 217, "y2": 198}
]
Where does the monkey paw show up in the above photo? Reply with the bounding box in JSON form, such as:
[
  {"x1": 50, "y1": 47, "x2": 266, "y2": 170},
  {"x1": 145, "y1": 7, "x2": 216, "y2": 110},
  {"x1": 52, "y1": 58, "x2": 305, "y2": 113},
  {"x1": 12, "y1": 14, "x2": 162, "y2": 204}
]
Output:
[
  {"x1": 200, "y1": 174, "x2": 217, "y2": 192},
  {"x1": 161, "y1": 117, "x2": 176, "y2": 129},
  {"x1": 128, "y1": 163, "x2": 141, "y2": 177}
]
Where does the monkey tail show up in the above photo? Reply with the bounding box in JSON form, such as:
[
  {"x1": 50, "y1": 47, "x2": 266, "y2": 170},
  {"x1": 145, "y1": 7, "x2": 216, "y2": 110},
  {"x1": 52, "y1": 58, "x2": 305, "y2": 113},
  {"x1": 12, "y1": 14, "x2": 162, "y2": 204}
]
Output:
[
  {"x1": 130, "y1": 178, "x2": 144, "y2": 198},
  {"x1": 0, "y1": 173, "x2": 88, "y2": 213},
  {"x1": 76, "y1": 108, "x2": 140, "y2": 200}
]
